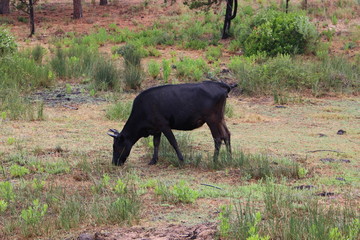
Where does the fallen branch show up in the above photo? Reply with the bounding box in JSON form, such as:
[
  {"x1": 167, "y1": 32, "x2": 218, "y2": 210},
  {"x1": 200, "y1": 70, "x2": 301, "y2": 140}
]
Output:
[
  {"x1": 200, "y1": 183, "x2": 222, "y2": 190},
  {"x1": 63, "y1": 105, "x2": 78, "y2": 110},
  {"x1": 306, "y1": 150, "x2": 344, "y2": 153}
]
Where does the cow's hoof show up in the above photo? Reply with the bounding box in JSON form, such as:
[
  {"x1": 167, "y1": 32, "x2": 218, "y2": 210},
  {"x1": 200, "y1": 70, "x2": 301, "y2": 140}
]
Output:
[{"x1": 148, "y1": 161, "x2": 157, "y2": 165}]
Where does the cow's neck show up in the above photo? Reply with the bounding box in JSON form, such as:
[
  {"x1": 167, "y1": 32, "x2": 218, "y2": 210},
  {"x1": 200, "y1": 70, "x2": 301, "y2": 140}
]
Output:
[{"x1": 122, "y1": 119, "x2": 141, "y2": 145}]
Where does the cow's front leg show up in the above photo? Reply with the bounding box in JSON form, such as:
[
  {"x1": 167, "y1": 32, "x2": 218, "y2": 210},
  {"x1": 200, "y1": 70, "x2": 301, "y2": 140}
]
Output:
[
  {"x1": 149, "y1": 133, "x2": 161, "y2": 165},
  {"x1": 161, "y1": 127, "x2": 184, "y2": 163}
]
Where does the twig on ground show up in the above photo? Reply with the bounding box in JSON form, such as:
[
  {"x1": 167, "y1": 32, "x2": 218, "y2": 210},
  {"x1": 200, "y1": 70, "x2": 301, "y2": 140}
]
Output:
[
  {"x1": 200, "y1": 183, "x2": 222, "y2": 190},
  {"x1": 306, "y1": 150, "x2": 344, "y2": 153},
  {"x1": 63, "y1": 105, "x2": 78, "y2": 110}
]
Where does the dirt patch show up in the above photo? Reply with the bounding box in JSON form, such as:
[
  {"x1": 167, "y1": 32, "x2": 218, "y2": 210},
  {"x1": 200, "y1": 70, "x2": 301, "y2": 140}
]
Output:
[
  {"x1": 78, "y1": 223, "x2": 217, "y2": 240},
  {"x1": 29, "y1": 84, "x2": 106, "y2": 107}
]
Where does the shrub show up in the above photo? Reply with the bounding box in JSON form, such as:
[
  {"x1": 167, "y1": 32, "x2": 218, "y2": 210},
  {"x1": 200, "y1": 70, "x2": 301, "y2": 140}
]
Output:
[
  {"x1": 205, "y1": 46, "x2": 222, "y2": 61},
  {"x1": 50, "y1": 48, "x2": 67, "y2": 78},
  {"x1": 50, "y1": 44, "x2": 100, "y2": 80},
  {"x1": 0, "y1": 26, "x2": 17, "y2": 57},
  {"x1": 162, "y1": 59, "x2": 171, "y2": 83},
  {"x1": 0, "y1": 200, "x2": 8, "y2": 213},
  {"x1": 20, "y1": 199, "x2": 48, "y2": 236},
  {"x1": 171, "y1": 180, "x2": 199, "y2": 203},
  {"x1": 31, "y1": 45, "x2": 46, "y2": 64},
  {"x1": 0, "y1": 90, "x2": 37, "y2": 120},
  {"x1": 93, "y1": 57, "x2": 120, "y2": 91},
  {"x1": 175, "y1": 57, "x2": 209, "y2": 81},
  {"x1": 117, "y1": 44, "x2": 143, "y2": 89},
  {"x1": 147, "y1": 60, "x2": 160, "y2": 79},
  {"x1": 0, "y1": 181, "x2": 15, "y2": 202},
  {"x1": 0, "y1": 54, "x2": 53, "y2": 90},
  {"x1": 155, "y1": 180, "x2": 199, "y2": 204},
  {"x1": 235, "y1": 9, "x2": 319, "y2": 56},
  {"x1": 107, "y1": 194, "x2": 140, "y2": 224},
  {"x1": 9, "y1": 164, "x2": 30, "y2": 178}
]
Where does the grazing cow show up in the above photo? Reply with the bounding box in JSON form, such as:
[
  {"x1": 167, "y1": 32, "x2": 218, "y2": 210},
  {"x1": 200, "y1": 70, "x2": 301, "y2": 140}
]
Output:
[{"x1": 107, "y1": 81, "x2": 237, "y2": 166}]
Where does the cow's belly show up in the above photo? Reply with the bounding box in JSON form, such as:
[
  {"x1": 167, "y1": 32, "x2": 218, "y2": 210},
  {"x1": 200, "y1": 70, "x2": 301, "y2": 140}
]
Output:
[{"x1": 171, "y1": 118, "x2": 205, "y2": 131}]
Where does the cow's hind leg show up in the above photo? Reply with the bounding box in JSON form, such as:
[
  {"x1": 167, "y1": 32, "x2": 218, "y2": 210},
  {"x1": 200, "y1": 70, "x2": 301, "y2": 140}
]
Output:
[
  {"x1": 149, "y1": 132, "x2": 161, "y2": 165},
  {"x1": 161, "y1": 127, "x2": 184, "y2": 164},
  {"x1": 221, "y1": 121, "x2": 231, "y2": 155},
  {"x1": 207, "y1": 120, "x2": 232, "y2": 162},
  {"x1": 206, "y1": 121, "x2": 223, "y2": 162}
]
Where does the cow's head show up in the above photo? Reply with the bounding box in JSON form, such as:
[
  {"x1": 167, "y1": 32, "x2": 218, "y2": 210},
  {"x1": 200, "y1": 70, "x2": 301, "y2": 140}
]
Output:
[{"x1": 107, "y1": 129, "x2": 132, "y2": 166}]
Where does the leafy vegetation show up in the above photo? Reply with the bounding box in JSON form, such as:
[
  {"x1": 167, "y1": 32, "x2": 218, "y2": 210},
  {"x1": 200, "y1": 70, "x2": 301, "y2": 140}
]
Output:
[
  {"x1": 232, "y1": 9, "x2": 319, "y2": 56},
  {"x1": 228, "y1": 54, "x2": 360, "y2": 96},
  {"x1": 218, "y1": 182, "x2": 359, "y2": 239},
  {"x1": 0, "y1": 26, "x2": 17, "y2": 56}
]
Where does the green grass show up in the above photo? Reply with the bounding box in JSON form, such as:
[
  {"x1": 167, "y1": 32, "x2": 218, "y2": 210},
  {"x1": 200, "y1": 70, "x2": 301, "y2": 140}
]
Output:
[
  {"x1": 106, "y1": 100, "x2": 132, "y2": 121},
  {"x1": 219, "y1": 182, "x2": 360, "y2": 239},
  {"x1": 154, "y1": 180, "x2": 199, "y2": 204},
  {"x1": 147, "y1": 60, "x2": 161, "y2": 79},
  {"x1": 228, "y1": 54, "x2": 360, "y2": 96}
]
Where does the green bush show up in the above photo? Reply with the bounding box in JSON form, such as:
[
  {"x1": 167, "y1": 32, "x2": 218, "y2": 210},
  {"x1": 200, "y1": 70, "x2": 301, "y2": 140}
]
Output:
[
  {"x1": 93, "y1": 57, "x2": 120, "y2": 91},
  {"x1": 155, "y1": 180, "x2": 199, "y2": 204},
  {"x1": 0, "y1": 89, "x2": 42, "y2": 120},
  {"x1": 50, "y1": 48, "x2": 67, "y2": 78},
  {"x1": 9, "y1": 164, "x2": 30, "y2": 178},
  {"x1": 235, "y1": 9, "x2": 319, "y2": 56},
  {"x1": 0, "y1": 54, "x2": 53, "y2": 90},
  {"x1": 162, "y1": 59, "x2": 171, "y2": 83},
  {"x1": 205, "y1": 46, "x2": 222, "y2": 61},
  {"x1": 31, "y1": 45, "x2": 46, "y2": 64},
  {"x1": 50, "y1": 45, "x2": 99, "y2": 79},
  {"x1": 116, "y1": 44, "x2": 144, "y2": 89},
  {"x1": 20, "y1": 199, "x2": 48, "y2": 236},
  {"x1": 147, "y1": 60, "x2": 160, "y2": 79},
  {"x1": 107, "y1": 194, "x2": 140, "y2": 224},
  {"x1": 175, "y1": 57, "x2": 209, "y2": 81},
  {"x1": 0, "y1": 26, "x2": 17, "y2": 57}
]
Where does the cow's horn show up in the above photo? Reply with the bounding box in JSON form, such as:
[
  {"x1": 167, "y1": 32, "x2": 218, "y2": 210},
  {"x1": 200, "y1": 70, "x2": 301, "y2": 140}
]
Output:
[
  {"x1": 107, "y1": 132, "x2": 118, "y2": 138},
  {"x1": 109, "y1": 129, "x2": 120, "y2": 134}
]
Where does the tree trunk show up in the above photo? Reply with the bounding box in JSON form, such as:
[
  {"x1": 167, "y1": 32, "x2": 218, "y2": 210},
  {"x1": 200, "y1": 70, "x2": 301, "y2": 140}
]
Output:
[
  {"x1": 100, "y1": 0, "x2": 107, "y2": 6},
  {"x1": 0, "y1": 0, "x2": 10, "y2": 14},
  {"x1": 29, "y1": 0, "x2": 35, "y2": 36},
  {"x1": 302, "y1": 0, "x2": 307, "y2": 9},
  {"x1": 285, "y1": 0, "x2": 289, "y2": 13},
  {"x1": 73, "y1": 0, "x2": 83, "y2": 19}
]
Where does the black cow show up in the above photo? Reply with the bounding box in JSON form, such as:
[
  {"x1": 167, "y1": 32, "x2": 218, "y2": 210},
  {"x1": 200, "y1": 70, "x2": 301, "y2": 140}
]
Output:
[{"x1": 107, "y1": 81, "x2": 237, "y2": 166}]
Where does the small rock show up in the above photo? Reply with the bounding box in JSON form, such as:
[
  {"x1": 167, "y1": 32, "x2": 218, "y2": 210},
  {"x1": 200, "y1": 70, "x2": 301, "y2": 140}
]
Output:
[
  {"x1": 220, "y1": 68, "x2": 230, "y2": 73},
  {"x1": 318, "y1": 133, "x2": 327, "y2": 137},
  {"x1": 337, "y1": 129, "x2": 346, "y2": 135},
  {"x1": 293, "y1": 185, "x2": 315, "y2": 190},
  {"x1": 339, "y1": 159, "x2": 351, "y2": 163},
  {"x1": 78, "y1": 233, "x2": 95, "y2": 240},
  {"x1": 275, "y1": 105, "x2": 286, "y2": 108},
  {"x1": 316, "y1": 192, "x2": 335, "y2": 197},
  {"x1": 335, "y1": 177, "x2": 345, "y2": 181}
]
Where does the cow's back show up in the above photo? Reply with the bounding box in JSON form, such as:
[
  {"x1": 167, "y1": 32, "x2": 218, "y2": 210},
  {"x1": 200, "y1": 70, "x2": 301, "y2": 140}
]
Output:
[{"x1": 130, "y1": 81, "x2": 230, "y2": 130}]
